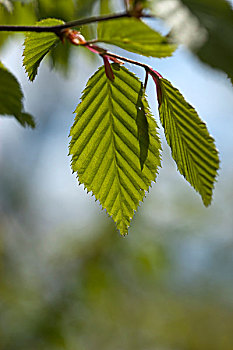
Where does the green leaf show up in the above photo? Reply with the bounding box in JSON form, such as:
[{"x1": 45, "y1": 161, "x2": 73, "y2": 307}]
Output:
[
  {"x1": 158, "y1": 77, "x2": 219, "y2": 206},
  {"x1": 0, "y1": 62, "x2": 35, "y2": 128},
  {"x1": 97, "y1": 17, "x2": 176, "y2": 58},
  {"x1": 69, "y1": 64, "x2": 161, "y2": 235},
  {"x1": 50, "y1": 39, "x2": 72, "y2": 75},
  {"x1": 17, "y1": 112, "x2": 35, "y2": 128},
  {"x1": 23, "y1": 18, "x2": 64, "y2": 81}
]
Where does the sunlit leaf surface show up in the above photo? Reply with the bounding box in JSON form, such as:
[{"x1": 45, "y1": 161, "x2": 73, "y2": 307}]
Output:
[
  {"x1": 98, "y1": 17, "x2": 176, "y2": 58},
  {"x1": 23, "y1": 18, "x2": 64, "y2": 81},
  {"x1": 69, "y1": 64, "x2": 161, "y2": 234},
  {"x1": 159, "y1": 77, "x2": 219, "y2": 206}
]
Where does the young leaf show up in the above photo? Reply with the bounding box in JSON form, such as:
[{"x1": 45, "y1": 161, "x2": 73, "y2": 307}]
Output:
[
  {"x1": 97, "y1": 17, "x2": 176, "y2": 58},
  {"x1": 158, "y1": 77, "x2": 219, "y2": 206},
  {"x1": 0, "y1": 62, "x2": 35, "y2": 128},
  {"x1": 69, "y1": 64, "x2": 161, "y2": 235},
  {"x1": 23, "y1": 18, "x2": 64, "y2": 81}
]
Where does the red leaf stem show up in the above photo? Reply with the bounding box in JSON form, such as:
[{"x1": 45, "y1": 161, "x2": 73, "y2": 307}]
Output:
[
  {"x1": 148, "y1": 68, "x2": 163, "y2": 106},
  {"x1": 103, "y1": 56, "x2": 115, "y2": 81}
]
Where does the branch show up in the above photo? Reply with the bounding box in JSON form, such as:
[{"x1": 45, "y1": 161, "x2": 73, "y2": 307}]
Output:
[
  {"x1": 144, "y1": 69, "x2": 149, "y2": 90},
  {"x1": 0, "y1": 11, "x2": 149, "y2": 34},
  {"x1": 104, "y1": 51, "x2": 150, "y2": 71}
]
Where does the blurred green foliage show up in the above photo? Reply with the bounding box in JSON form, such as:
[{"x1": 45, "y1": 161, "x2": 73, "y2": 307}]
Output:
[
  {"x1": 153, "y1": 0, "x2": 233, "y2": 83},
  {"x1": 181, "y1": 0, "x2": 233, "y2": 83},
  {"x1": 0, "y1": 218, "x2": 233, "y2": 350}
]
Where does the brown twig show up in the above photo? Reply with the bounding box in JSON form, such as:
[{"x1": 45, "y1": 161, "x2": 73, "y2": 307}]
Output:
[
  {"x1": 103, "y1": 50, "x2": 151, "y2": 70},
  {"x1": 144, "y1": 69, "x2": 149, "y2": 90},
  {"x1": 0, "y1": 11, "x2": 153, "y2": 34}
]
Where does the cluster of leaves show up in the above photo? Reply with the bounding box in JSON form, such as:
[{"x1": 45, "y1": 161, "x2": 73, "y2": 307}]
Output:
[{"x1": 0, "y1": 0, "x2": 230, "y2": 235}]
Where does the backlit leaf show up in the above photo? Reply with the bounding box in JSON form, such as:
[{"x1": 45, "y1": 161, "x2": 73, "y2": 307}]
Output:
[
  {"x1": 0, "y1": 62, "x2": 35, "y2": 127},
  {"x1": 69, "y1": 64, "x2": 161, "y2": 235},
  {"x1": 23, "y1": 18, "x2": 64, "y2": 81},
  {"x1": 97, "y1": 17, "x2": 176, "y2": 58},
  {"x1": 158, "y1": 77, "x2": 219, "y2": 206}
]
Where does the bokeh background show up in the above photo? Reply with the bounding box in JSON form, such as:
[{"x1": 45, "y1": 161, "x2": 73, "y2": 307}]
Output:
[{"x1": 0, "y1": 1, "x2": 233, "y2": 349}]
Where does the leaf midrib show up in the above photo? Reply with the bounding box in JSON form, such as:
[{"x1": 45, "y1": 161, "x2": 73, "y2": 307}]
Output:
[{"x1": 107, "y1": 79, "x2": 125, "y2": 226}]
